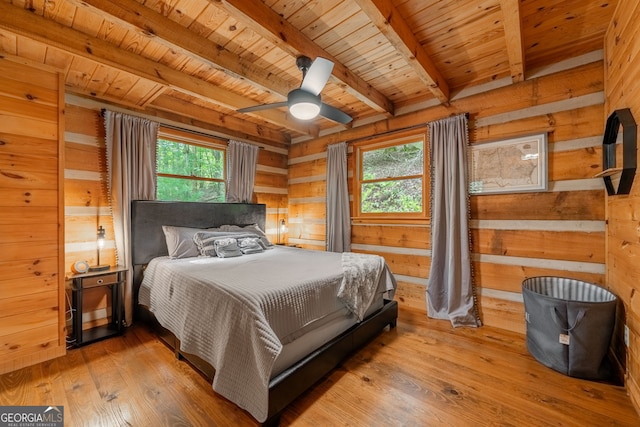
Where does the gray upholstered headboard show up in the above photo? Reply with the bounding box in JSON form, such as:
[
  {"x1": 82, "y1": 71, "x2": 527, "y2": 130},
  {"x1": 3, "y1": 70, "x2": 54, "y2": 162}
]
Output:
[{"x1": 131, "y1": 200, "x2": 266, "y2": 299}]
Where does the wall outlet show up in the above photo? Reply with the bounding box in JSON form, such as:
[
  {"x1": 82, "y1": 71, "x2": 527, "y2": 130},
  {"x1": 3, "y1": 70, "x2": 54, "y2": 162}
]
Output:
[{"x1": 624, "y1": 325, "x2": 630, "y2": 347}]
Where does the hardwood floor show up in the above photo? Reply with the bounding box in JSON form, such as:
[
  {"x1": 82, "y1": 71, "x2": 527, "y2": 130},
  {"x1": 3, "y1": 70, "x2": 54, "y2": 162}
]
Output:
[{"x1": 1, "y1": 307, "x2": 638, "y2": 426}]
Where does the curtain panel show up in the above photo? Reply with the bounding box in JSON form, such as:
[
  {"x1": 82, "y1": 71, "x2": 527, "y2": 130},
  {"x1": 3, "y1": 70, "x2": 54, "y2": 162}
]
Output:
[
  {"x1": 226, "y1": 140, "x2": 259, "y2": 203},
  {"x1": 326, "y1": 142, "x2": 351, "y2": 252},
  {"x1": 104, "y1": 110, "x2": 159, "y2": 325},
  {"x1": 426, "y1": 114, "x2": 481, "y2": 327}
]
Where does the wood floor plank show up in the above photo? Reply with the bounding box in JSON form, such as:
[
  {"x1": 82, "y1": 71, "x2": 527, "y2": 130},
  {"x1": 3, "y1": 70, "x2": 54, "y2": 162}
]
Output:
[{"x1": 0, "y1": 306, "x2": 638, "y2": 426}]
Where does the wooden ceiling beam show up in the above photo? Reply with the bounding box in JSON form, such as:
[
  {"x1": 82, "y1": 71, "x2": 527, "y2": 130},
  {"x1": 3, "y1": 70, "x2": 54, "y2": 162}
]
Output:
[
  {"x1": 0, "y1": 2, "x2": 315, "y2": 137},
  {"x1": 217, "y1": 0, "x2": 395, "y2": 116},
  {"x1": 69, "y1": 0, "x2": 292, "y2": 98},
  {"x1": 499, "y1": 0, "x2": 525, "y2": 83},
  {"x1": 67, "y1": 90, "x2": 289, "y2": 145},
  {"x1": 354, "y1": 0, "x2": 450, "y2": 105},
  {"x1": 148, "y1": 95, "x2": 291, "y2": 145}
]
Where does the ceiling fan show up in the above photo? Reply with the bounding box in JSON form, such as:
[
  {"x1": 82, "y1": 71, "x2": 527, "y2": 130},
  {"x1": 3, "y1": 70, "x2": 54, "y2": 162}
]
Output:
[{"x1": 237, "y1": 56, "x2": 352, "y2": 124}]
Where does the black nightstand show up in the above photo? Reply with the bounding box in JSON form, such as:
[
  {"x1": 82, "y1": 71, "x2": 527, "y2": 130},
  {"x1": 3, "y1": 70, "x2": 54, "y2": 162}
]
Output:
[{"x1": 69, "y1": 267, "x2": 126, "y2": 346}]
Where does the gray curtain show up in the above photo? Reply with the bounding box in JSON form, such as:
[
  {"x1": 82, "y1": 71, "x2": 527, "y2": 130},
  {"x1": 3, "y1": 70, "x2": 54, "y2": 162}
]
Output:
[
  {"x1": 105, "y1": 110, "x2": 159, "y2": 325},
  {"x1": 326, "y1": 142, "x2": 351, "y2": 252},
  {"x1": 226, "y1": 139, "x2": 259, "y2": 203},
  {"x1": 427, "y1": 114, "x2": 481, "y2": 327}
]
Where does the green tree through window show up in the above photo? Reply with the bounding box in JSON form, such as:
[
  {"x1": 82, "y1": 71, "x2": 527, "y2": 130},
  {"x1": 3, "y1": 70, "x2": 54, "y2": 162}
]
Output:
[
  {"x1": 156, "y1": 136, "x2": 226, "y2": 202},
  {"x1": 356, "y1": 133, "x2": 427, "y2": 219}
]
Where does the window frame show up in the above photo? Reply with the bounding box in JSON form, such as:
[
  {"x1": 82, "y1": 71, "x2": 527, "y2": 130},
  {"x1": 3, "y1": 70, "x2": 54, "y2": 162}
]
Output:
[
  {"x1": 156, "y1": 127, "x2": 227, "y2": 202},
  {"x1": 353, "y1": 129, "x2": 429, "y2": 223}
]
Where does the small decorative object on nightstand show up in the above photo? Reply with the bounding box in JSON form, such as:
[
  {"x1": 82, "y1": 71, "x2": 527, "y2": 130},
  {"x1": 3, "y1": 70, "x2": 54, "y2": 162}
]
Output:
[{"x1": 70, "y1": 266, "x2": 126, "y2": 346}]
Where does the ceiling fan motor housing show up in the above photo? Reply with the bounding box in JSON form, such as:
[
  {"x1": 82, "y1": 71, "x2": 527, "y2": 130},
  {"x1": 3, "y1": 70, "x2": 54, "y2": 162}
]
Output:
[{"x1": 296, "y1": 56, "x2": 313, "y2": 75}]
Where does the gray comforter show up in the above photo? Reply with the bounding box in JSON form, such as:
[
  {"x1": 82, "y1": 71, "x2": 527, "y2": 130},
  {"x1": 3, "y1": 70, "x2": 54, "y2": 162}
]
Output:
[{"x1": 139, "y1": 246, "x2": 396, "y2": 422}]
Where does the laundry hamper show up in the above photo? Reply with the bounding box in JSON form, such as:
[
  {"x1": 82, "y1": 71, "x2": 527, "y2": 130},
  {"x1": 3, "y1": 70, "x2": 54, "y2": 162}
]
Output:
[{"x1": 522, "y1": 276, "x2": 617, "y2": 380}]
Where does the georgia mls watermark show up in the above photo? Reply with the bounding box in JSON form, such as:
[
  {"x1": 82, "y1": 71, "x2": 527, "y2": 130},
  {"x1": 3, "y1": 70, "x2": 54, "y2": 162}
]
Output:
[{"x1": 0, "y1": 406, "x2": 63, "y2": 427}]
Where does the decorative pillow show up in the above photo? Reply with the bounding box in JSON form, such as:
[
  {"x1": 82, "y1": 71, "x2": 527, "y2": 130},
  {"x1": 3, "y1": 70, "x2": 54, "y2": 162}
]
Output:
[
  {"x1": 219, "y1": 224, "x2": 273, "y2": 248},
  {"x1": 162, "y1": 225, "x2": 219, "y2": 259},
  {"x1": 218, "y1": 224, "x2": 273, "y2": 247},
  {"x1": 193, "y1": 231, "x2": 220, "y2": 257},
  {"x1": 213, "y1": 237, "x2": 242, "y2": 258},
  {"x1": 193, "y1": 231, "x2": 256, "y2": 257},
  {"x1": 237, "y1": 236, "x2": 264, "y2": 254}
]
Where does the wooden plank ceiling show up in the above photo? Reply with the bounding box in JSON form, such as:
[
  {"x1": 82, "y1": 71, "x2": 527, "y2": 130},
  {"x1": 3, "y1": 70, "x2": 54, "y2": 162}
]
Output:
[{"x1": 0, "y1": 0, "x2": 617, "y2": 145}]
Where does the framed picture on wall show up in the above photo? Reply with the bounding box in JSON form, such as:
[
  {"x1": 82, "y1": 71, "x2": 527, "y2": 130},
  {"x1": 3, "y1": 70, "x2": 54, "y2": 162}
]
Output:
[{"x1": 468, "y1": 133, "x2": 548, "y2": 195}]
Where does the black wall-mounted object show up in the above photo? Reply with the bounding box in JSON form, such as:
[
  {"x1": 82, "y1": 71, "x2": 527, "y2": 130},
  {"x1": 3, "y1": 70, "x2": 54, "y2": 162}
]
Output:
[{"x1": 601, "y1": 108, "x2": 637, "y2": 196}]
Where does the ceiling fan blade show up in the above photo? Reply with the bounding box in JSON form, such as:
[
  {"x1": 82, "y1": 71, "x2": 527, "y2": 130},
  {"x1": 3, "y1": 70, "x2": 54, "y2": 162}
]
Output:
[
  {"x1": 320, "y1": 103, "x2": 352, "y2": 124},
  {"x1": 237, "y1": 101, "x2": 288, "y2": 113},
  {"x1": 300, "y1": 57, "x2": 334, "y2": 96}
]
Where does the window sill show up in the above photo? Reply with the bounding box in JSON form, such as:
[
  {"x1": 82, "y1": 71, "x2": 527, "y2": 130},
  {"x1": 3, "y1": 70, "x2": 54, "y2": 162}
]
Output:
[{"x1": 351, "y1": 217, "x2": 431, "y2": 225}]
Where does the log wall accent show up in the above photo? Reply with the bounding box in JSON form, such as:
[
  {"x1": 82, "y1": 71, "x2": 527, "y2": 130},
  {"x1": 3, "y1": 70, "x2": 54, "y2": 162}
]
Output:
[
  {"x1": 288, "y1": 55, "x2": 607, "y2": 335},
  {"x1": 0, "y1": 55, "x2": 66, "y2": 374},
  {"x1": 62, "y1": 99, "x2": 290, "y2": 330},
  {"x1": 604, "y1": 0, "x2": 640, "y2": 413}
]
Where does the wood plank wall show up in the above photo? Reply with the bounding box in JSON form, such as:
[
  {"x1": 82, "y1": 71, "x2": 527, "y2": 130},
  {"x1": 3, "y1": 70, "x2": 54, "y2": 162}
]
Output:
[
  {"x1": 64, "y1": 104, "x2": 114, "y2": 332},
  {"x1": 289, "y1": 54, "x2": 607, "y2": 335},
  {"x1": 0, "y1": 56, "x2": 66, "y2": 374},
  {"x1": 604, "y1": 0, "x2": 640, "y2": 413},
  {"x1": 62, "y1": 100, "x2": 289, "y2": 331}
]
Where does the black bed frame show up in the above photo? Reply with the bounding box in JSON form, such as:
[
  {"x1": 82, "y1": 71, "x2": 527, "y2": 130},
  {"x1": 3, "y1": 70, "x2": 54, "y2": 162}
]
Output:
[{"x1": 131, "y1": 200, "x2": 398, "y2": 426}]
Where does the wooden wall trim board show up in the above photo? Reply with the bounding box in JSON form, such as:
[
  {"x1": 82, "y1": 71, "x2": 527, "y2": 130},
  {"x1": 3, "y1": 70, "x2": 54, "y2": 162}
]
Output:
[
  {"x1": 472, "y1": 92, "x2": 604, "y2": 128},
  {"x1": 471, "y1": 219, "x2": 605, "y2": 232}
]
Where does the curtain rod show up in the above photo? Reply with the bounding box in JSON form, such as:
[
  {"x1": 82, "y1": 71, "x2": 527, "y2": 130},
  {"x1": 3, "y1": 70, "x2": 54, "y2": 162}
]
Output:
[
  {"x1": 158, "y1": 122, "x2": 230, "y2": 144},
  {"x1": 343, "y1": 112, "x2": 469, "y2": 146},
  {"x1": 101, "y1": 108, "x2": 228, "y2": 143},
  {"x1": 345, "y1": 122, "x2": 428, "y2": 146}
]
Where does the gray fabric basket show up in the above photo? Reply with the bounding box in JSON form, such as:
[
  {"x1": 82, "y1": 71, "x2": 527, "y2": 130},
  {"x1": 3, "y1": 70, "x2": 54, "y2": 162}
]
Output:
[{"x1": 522, "y1": 276, "x2": 617, "y2": 380}]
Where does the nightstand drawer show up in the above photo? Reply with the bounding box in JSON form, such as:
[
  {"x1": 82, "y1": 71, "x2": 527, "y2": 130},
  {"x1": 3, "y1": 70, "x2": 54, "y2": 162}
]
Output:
[{"x1": 82, "y1": 273, "x2": 120, "y2": 288}]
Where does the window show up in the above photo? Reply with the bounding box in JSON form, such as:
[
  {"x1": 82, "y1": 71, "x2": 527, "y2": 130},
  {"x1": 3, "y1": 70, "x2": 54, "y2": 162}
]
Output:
[
  {"x1": 156, "y1": 128, "x2": 226, "y2": 202},
  {"x1": 355, "y1": 131, "x2": 428, "y2": 220}
]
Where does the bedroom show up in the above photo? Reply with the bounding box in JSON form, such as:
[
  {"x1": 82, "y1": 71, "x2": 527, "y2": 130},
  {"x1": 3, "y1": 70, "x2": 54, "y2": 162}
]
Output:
[{"x1": 1, "y1": 0, "x2": 639, "y2": 425}]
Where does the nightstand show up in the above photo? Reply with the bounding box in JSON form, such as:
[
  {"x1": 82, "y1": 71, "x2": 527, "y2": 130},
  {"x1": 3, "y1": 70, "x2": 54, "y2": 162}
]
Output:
[{"x1": 69, "y1": 267, "x2": 126, "y2": 346}]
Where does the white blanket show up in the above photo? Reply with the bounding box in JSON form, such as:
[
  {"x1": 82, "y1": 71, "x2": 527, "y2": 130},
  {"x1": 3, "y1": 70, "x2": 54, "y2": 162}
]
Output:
[
  {"x1": 338, "y1": 252, "x2": 385, "y2": 321},
  {"x1": 139, "y1": 247, "x2": 396, "y2": 422}
]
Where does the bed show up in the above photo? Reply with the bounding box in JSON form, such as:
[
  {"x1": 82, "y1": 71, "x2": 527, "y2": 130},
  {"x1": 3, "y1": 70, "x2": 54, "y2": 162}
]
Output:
[{"x1": 131, "y1": 200, "x2": 398, "y2": 426}]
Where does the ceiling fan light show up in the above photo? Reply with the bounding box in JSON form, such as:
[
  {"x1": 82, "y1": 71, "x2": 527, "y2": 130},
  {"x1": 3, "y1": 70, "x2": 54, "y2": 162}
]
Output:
[
  {"x1": 290, "y1": 102, "x2": 321, "y2": 120},
  {"x1": 288, "y1": 89, "x2": 321, "y2": 120}
]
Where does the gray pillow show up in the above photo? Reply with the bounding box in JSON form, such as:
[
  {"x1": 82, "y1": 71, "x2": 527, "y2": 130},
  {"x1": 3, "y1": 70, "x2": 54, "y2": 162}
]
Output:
[
  {"x1": 213, "y1": 237, "x2": 242, "y2": 258},
  {"x1": 194, "y1": 231, "x2": 260, "y2": 257},
  {"x1": 218, "y1": 224, "x2": 273, "y2": 247},
  {"x1": 162, "y1": 225, "x2": 219, "y2": 259},
  {"x1": 237, "y1": 236, "x2": 264, "y2": 254}
]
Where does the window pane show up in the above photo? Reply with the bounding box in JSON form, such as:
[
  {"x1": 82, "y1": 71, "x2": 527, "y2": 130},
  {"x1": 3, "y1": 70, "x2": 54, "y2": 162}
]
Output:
[
  {"x1": 361, "y1": 178, "x2": 423, "y2": 213},
  {"x1": 157, "y1": 176, "x2": 225, "y2": 202},
  {"x1": 362, "y1": 141, "x2": 423, "y2": 180},
  {"x1": 157, "y1": 139, "x2": 224, "y2": 179}
]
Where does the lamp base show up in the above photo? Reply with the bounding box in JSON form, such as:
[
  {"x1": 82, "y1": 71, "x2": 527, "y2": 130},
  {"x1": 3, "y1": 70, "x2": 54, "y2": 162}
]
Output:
[{"x1": 89, "y1": 264, "x2": 110, "y2": 272}]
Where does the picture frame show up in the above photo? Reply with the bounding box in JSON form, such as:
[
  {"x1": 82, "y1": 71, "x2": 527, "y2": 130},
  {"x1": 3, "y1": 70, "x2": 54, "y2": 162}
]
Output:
[{"x1": 468, "y1": 132, "x2": 547, "y2": 195}]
